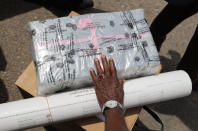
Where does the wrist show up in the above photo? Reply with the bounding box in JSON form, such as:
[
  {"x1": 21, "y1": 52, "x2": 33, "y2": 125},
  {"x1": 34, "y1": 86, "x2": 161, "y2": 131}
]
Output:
[
  {"x1": 104, "y1": 107, "x2": 123, "y2": 117},
  {"x1": 101, "y1": 100, "x2": 123, "y2": 113}
]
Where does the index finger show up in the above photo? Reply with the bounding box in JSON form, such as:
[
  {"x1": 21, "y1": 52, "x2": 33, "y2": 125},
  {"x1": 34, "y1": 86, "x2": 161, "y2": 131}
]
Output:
[{"x1": 90, "y1": 68, "x2": 98, "y2": 83}]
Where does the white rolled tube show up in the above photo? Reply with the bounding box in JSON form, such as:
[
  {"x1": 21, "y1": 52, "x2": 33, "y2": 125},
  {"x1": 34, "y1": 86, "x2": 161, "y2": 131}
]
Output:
[{"x1": 0, "y1": 70, "x2": 192, "y2": 130}]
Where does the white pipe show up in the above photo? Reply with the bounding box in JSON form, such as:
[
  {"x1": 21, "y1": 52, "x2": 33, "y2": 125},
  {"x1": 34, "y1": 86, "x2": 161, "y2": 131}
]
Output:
[{"x1": 0, "y1": 70, "x2": 192, "y2": 131}]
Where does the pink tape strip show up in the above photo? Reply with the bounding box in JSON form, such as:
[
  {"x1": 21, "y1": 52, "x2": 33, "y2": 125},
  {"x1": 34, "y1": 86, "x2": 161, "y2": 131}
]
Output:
[
  {"x1": 77, "y1": 16, "x2": 99, "y2": 49},
  {"x1": 34, "y1": 15, "x2": 152, "y2": 50}
]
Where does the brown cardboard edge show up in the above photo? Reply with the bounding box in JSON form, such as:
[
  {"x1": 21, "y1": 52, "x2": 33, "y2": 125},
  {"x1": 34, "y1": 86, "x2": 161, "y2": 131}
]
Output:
[{"x1": 15, "y1": 61, "x2": 37, "y2": 96}]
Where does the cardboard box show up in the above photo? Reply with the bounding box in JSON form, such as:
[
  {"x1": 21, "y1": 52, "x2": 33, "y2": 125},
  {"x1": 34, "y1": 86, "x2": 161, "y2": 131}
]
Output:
[{"x1": 15, "y1": 61, "x2": 141, "y2": 131}]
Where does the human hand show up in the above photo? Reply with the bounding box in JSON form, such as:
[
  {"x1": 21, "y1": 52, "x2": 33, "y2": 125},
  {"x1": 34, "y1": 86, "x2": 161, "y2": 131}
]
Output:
[{"x1": 90, "y1": 55, "x2": 124, "y2": 107}]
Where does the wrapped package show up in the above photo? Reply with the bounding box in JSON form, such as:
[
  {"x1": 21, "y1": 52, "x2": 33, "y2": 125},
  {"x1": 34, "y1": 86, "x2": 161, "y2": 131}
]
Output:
[{"x1": 27, "y1": 9, "x2": 160, "y2": 95}]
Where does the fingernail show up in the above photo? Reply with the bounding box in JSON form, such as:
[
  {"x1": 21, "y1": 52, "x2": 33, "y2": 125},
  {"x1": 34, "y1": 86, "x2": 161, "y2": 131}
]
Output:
[
  {"x1": 90, "y1": 68, "x2": 94, "y2": 71},
  {"x1": 109, "y1": 57, "x2": 113, "y2": 61},
  {"x1": 101, "y1": 55, "x2": 106, "y2": 58},
  {"x1": 94, "y1": 58, "x2": 99, "y2": 61}
]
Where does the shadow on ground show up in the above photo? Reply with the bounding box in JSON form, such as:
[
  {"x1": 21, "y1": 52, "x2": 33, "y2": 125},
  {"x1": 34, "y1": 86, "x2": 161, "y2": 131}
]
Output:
[
  {"x1": 0, "y1": 47, "x2": 8, "y2": 103},
  {"x1": 133, "y1": 119, "x2": 158, "y2": 131},
  {"x1": 0, "y1": 47, "x2": 7, "y2": 71},
  {"x1": 25, "y1": 0, "x2": 94, "y2": 17},
  {"x1": 0, "y1": 79, "x2": 8, "y2": 103},
  {"x1": 135, "y1": 50, "x2": 198, "y2": 131},
  {"x1": 151, "y1": 92, "x2": 198, "y2": 131},
  {"x1": 160, "y1": 50, "x2": 181, "y2": 72},
  {"x1": 0, "y1": 0, "x2": 95, "y2": 20},
  {"x1": 150, "y1": 2, "x2": 198, "y2": 51},
  {"x1": 140, "y1": 2, "x2": 198, "y2": 130},
  {"x1": 0, "y1": 0, "x2": 41, "y2": 20}
]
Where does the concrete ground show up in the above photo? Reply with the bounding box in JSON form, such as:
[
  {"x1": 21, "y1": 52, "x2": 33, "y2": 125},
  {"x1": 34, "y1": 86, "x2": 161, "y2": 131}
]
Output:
[{"x1": 0, "y1": 0, "x2": 197, "y2": 131}]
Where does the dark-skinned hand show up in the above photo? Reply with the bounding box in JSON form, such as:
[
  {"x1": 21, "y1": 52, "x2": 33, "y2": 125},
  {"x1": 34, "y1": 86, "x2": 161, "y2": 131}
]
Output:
[{"x1": 90, "y1": 55, "x2": 124, "y2": 107}]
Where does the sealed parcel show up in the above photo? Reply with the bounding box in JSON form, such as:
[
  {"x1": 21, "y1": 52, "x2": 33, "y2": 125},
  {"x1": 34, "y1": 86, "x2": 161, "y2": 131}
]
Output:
[{"x1": 27, "y1": 9, "x2": 160, "y2": 95}]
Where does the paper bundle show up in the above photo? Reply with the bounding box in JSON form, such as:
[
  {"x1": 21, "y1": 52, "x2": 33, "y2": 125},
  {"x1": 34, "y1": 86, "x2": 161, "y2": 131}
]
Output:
[{"x1": 27, "y1": 9, "x2": 160, "y2": 95}]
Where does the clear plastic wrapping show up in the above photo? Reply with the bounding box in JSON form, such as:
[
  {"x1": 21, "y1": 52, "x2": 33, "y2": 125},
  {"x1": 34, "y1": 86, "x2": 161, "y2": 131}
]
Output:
[{"x1": 27, "y1": 9, "x2": 160, "y2": 95}]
